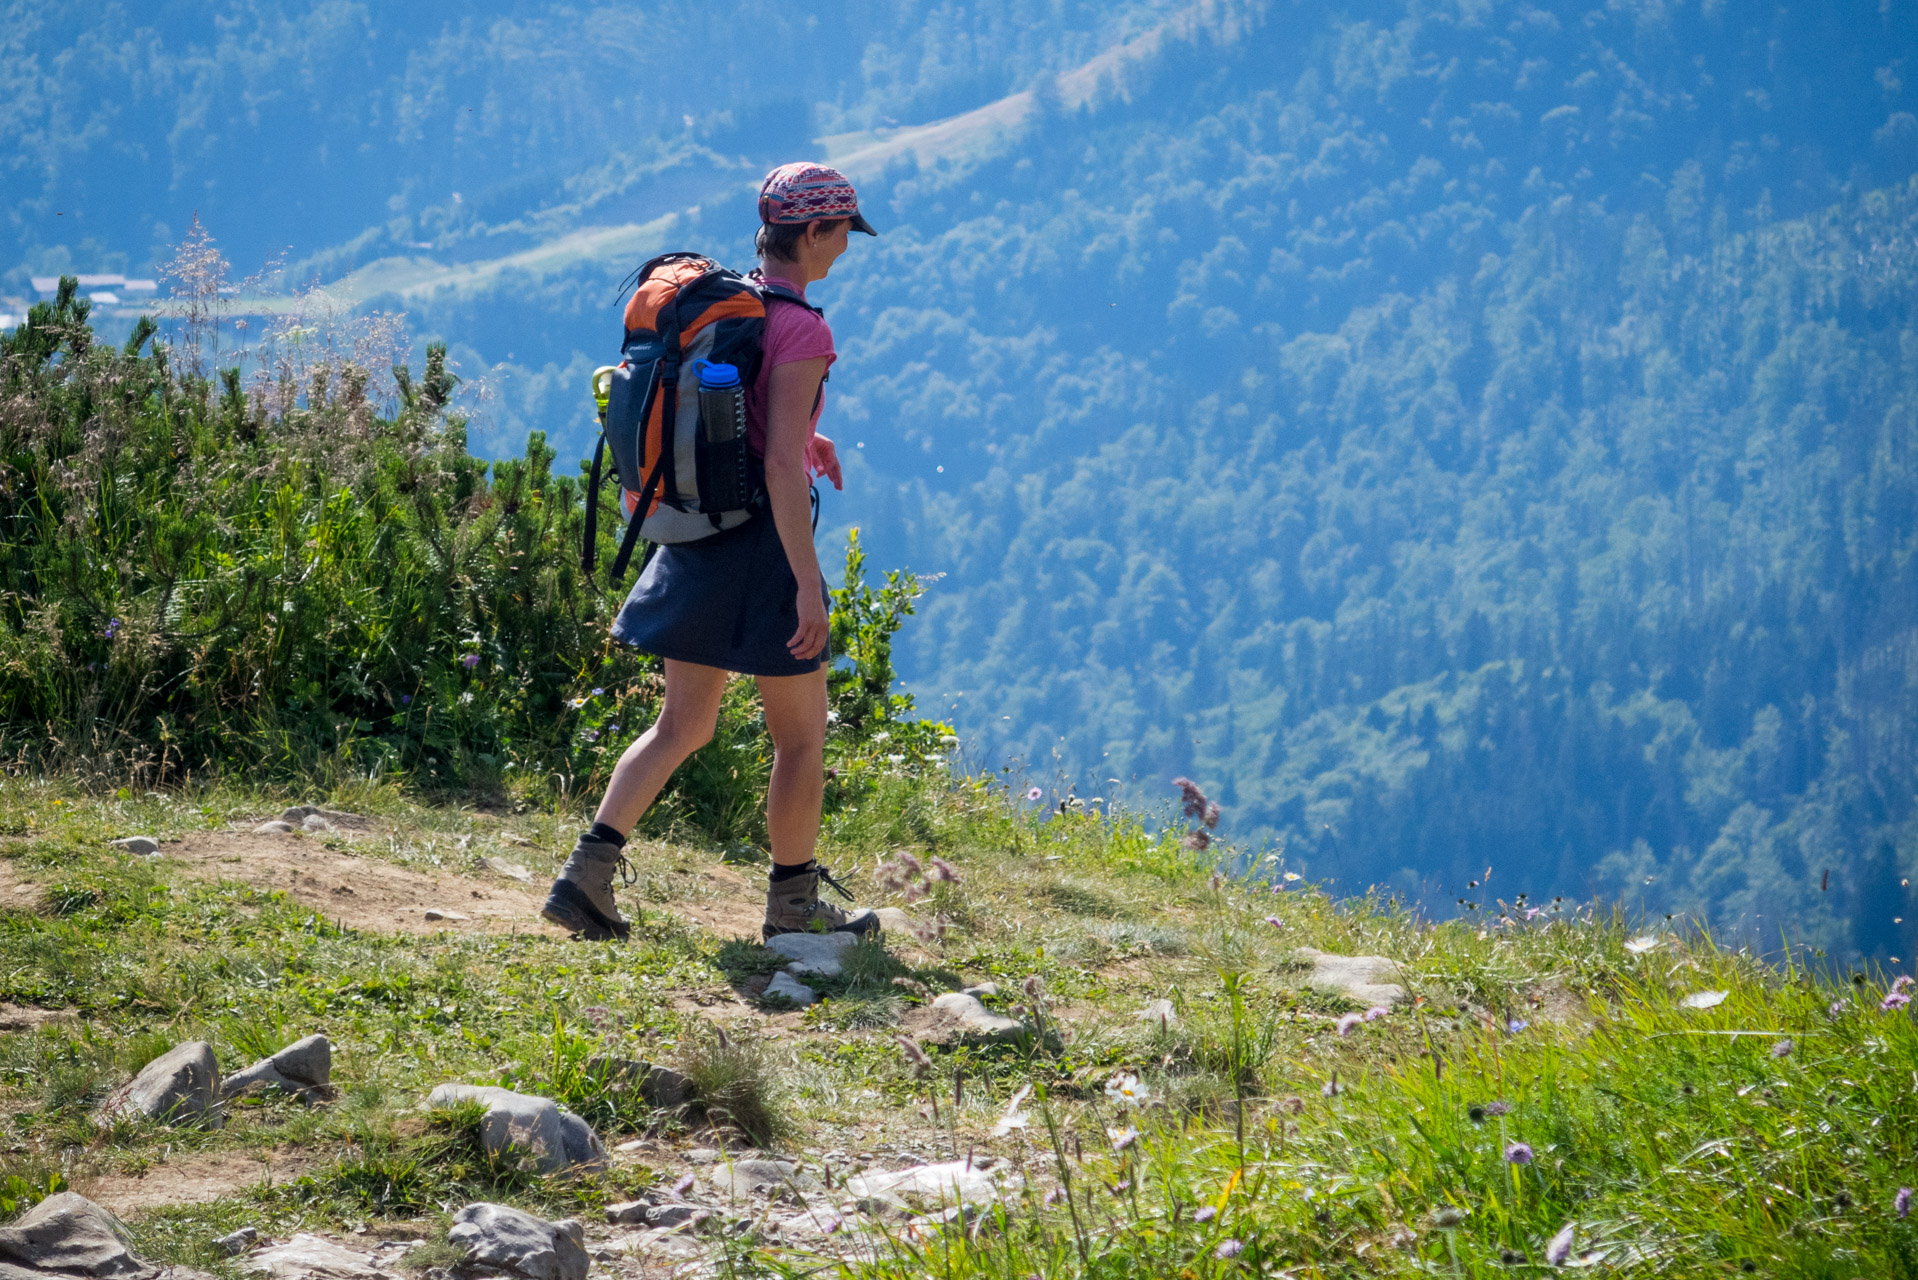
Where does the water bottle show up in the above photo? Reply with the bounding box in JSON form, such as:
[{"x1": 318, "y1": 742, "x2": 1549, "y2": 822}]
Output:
[{"x1": 695, "y1": 361, "x2": 752, "y2": 510}]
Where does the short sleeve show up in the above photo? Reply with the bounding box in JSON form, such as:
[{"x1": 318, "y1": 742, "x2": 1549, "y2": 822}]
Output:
[{"x1": 763, "y1": 300, "x2": 836, "y2": 371}]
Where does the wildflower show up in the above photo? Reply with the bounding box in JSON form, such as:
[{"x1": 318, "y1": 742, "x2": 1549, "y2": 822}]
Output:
[
  {"x1": 1896, "y1": 975, "x2": 1916, "y2": 993},
  {"x1": 607, "y1": 724, "x2": 619, "y2": 735},
  {"x1": 928, "y1": 857, "x2": 961, "y2": 883},
  {"x1": 401, "y1": 694, "x2": 413, "y2": 704},
  {"x1": 992, "y1": 1084, "x2": 1032, "y2": 1136},
  {"x1": 1623, "y1": 935, "x2": 1660, "y2": 954},
  {"x1": 1213, "y1": 1239, "x2": 1243, "y2": 1260},
  {"x1": 1022, "y1": 974, "x2": 1043, "y2": 998},
  {"x1": 1364, "y1": 1006, "x2": 1390, "y2": 1022},
  {"x1": 1484, "y1": 1100, "x2": 1510, "y2": 1116},
  {"x1": 1172, "y1": 777, "x2": 1212, "y2": 823},
  {"x1": 1108, "y1": 1179, "x2": 1131, "y2": 1194},
  {"x1": 1429, "y1": 1207, "x2": 1467, "y2": 1228},
  {"x1": 591, "y1": 686, "x2": 604, "y2": 695},
  {"x1": 1184, "y1": 830, "x2": 1211, "y2": 851},
  {"x1": 1265, "y1": 915, "x2": 1284, "y2": 929},
  {"x1": 1043, "y1": 1186, "x2": 1065, "y2": 1207},
  {"x1": 1506, "y1": 1018, "x2": 1528, "y2": 1033},
  {"x1": 1524, "y1": 907, "x2": 1542, "y2": 920},
  {"x1": 1545, "y1": 1222, "x2": 1574, "y2": 1265},
  {"x1": 669, "y1": 1173, "x2": 695, "y2": 1197},
  {"x1": 1211, "y1": 871, "x2": 1224, "y2": 892},
  {"x1": 1504, "y1": 1141, "x2": 1534, "y2": 1164},
  {"x1": 1829, "y1": 998, "x2": 1850, "y2": 1017},
  {"x1": 1898, "y1": 1187, "x2": 1912, "y2": 1219},
  {"x1": 1336, "y1": 1012, "x2": 1363, "y2": 1037},
  {"x1": 1193, "y1": 1205, "x2": 1217, "y2": 1223},
  {"x1": 1770, "y1": 1038, "x2": 1793, "y2": 1058},
  {"x1": 1107, "y1": 1126, "x2": 1138, "y2": 1151},
  {"x1": 1279, "y1": 1096, "x2": 1304, "y2": 1114},
  {"x1": 895, "y1": 1035, "x2": 932, "y2": 1079},
  {"x1": 1283, "y1": 871, "x2": 1301, "y2": 882},
  {"x1": 1883, "y1": 991, "x2": 1911, "y2": 1012},
  {"x1": 1104, "y1": 1072, "x2": 1150, "y2": 1106},
  {"x1": 567, "y1": 696, "x2": 588, "y2": 709},
  {"x1": 1026, "y1": 786, "x2": 1043, "y2": 802},
  {"x1": 460, "y1": 653, "x2": 480, "y2": 669}
]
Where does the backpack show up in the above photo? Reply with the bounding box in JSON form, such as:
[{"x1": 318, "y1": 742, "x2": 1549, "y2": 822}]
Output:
[{"x1": 582, "y1": 251, "x2": 821, "y2": 581}]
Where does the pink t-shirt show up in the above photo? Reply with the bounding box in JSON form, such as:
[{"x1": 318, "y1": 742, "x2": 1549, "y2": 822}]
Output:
[{"x1": 746, "y1": 275, "x2": 835, "y2": 461}]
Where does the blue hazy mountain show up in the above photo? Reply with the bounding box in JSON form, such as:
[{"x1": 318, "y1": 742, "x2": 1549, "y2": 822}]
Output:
[{"x1": 9, "y1": 0, "x2": 1918, "y2": 960}]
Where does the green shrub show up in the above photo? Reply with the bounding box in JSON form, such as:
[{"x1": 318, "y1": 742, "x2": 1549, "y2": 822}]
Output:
[{"x1": 0, "y1": 276, "x2": 948, "y2": 846}]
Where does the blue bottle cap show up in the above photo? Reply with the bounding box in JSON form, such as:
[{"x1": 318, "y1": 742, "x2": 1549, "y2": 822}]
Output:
[{"x1": 697, "y1": 361, "x2": 741, "y2": 389}]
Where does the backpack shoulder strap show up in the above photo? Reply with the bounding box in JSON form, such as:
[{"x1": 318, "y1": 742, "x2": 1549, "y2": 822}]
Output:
[{"x1": 753, "y1": 278, "x2": 824, "y2": 317}]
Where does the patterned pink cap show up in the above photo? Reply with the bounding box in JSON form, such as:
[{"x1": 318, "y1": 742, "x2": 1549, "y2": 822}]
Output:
[{"x1": 757, "y1": 162, "x2": 878, "y2": 235}]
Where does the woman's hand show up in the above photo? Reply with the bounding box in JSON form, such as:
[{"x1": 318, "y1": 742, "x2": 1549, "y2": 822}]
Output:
[
  {"x1": 790, "y1": 582, "x2": 830, "y2": 659},
  {"x1": 808, "y1": 433, "x2": 843, "y2": 490}
]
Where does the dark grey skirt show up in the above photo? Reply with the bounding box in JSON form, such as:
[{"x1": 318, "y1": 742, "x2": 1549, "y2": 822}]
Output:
[{"x1": 610, "y1": 514, "x2": 831, "y2": 676}]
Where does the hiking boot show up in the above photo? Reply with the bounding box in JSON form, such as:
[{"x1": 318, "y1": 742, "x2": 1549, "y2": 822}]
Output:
[
  {"x1": 541, "y1": 832, "x2": 633, "y2": 941},
  {"x1": 763, "y1": 864, "x2": 881, "y2": 941}
]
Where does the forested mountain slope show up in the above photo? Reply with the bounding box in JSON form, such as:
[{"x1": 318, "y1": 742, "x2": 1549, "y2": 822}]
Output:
[{"x1": 8, "y1": 0, "x2": 1918, "y2": 960}]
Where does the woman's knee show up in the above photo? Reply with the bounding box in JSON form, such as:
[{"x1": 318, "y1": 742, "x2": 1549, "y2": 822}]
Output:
[{"x1": 651, "y1": 706, "x2": 718, "y2": 755}]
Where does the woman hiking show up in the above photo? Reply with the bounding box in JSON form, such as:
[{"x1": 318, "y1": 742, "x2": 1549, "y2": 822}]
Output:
[{"x1": 541, "y1": 162, "x2": 882, "y2": 944}]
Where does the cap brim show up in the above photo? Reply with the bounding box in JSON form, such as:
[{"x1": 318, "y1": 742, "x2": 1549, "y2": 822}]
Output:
[{"x1": 849, "y1": 211, "x2": 879, "y2": 236}]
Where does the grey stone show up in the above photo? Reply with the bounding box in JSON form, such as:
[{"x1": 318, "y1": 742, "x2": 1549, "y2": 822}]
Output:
[
  {"x1": 223, "y1": 1035, "x2": 331, "y2": 1103},
  {"x1": 763, "y1": 930, "x2": 859, "y2": 977},
  {"x1": 478, "y1": 857, "x2": 533, "y2": 882},
  {"x1": 108, "y1": 837, "x2": 160, "y2": 857},
  {"x1": 252, "y1": 822, "x2": 296, "y2": 835},
  {"x1": 843, "y1": 1159, "x2": 1019, "y2": 1212},
  {"x1": 927, "y1": 993, "x2": 1027, "y2": 1046},
  {"x1": 212, "y1": 1229, "x2": 258, "y2": 1257},
  {"x1": 424, "y1": 1085, "x2": 605, "y2": 1173},
  {"x1": 422, "y1": 909, "x2": 467, "y2": 922},
  {"x1": 246, "y1": 1235, "x2": 392, "y2": 1280},
  {"x1": 641, "y1": 1204, "x2": 712, "y2": 1231},
  {"x1": 278, "y1": 806, "x2": 371, "y2": 831},
  {"x1": 685, "y1": 1147, "x2": 720, "y2": 1164},
  {"x1": 1291, "y1": 947, "x2": 1407, "y2": 1008},
  {"x1": 872, "y1": 906, "x2": 913, "y2": 934},
  {"x1": 707, "y1": 1158, "x2": 816, "y2": 1200},
  {"x1": 99, "y1": 1042, "x2": 221, "y2": 1126},
  {"x1": 603, "y1": 1201, "x2": 651, "y2": 1226},
  {"x1": 960, "y1": 982, "x2": 1000, "y2": 999},
  {"x1": 447, "y1": 1204, "x2": 586, "y2": 1280},
  {"x1": 762, "y1": 971, "x2": 818, "y2": 1006},
  {"x1": 582, "y1": 1056, "x2": 694, "y2": 1109},
  {"x1": 0, "y1": 1192, "x2": 147, "y2": 1278},
  {"x1": 1138, "y1": 998, "x2": 1178, "y2": 1028}
]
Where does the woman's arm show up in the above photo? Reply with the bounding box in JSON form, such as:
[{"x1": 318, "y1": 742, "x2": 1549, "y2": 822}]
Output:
[{"x1": 764, "y1": 355, "x2": 830, "y2": 660}]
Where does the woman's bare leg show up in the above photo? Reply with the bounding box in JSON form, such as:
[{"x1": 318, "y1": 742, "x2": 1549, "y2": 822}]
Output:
[
  {"x1": 595, "y1": 659, "x2": 729, "y2": 834},
  {"x1": 755, "y1": 667, "x2": 829, "y2": 867}
]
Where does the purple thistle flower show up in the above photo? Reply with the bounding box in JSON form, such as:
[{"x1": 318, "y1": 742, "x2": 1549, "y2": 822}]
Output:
[
  {"x1": 670, "y1": 1173, "x2": 695, "y2": 1197},
  {"x1": 1184, "y1": 829, "x2": 1212, "y2": 852},
  {"x1": 1364, "y1": 1006, "x2": 1390, "y2": 1021},
  {"x1": 1770, "y1": 1038, "x2": 1793, "y2": 1058},
  {"x1": 1213, "y1": 1239, "x2": 1243, "y2": 1260},
  {"x1": 1265, "y1": 915, "x2": 1283, "y2": 929},
  {"x1": 1882, "y1": 991, "x2": 1910, "y2": 1012},
  {"x1": 1544, "y1": 1222, "x2": 1574, "y2": 1265},
  {"x1": 1898, "y1": 1187, "x2": 1912, "y2": 1219},
  {"x1": 1504, "y1": 1141, "x2": 1534, "y2": 1165},
  {"x1": 1484, "y1": 1100, "x2": 1511, "y2": 1116},
  {"x1": 1193, "y1": 1205, "x2": 1217, "y2": 1223},
  {"x1": 1895, "y1": 975, "x2": 1915, "y2": 994},
  {"x1": 460, "y1": 653, "x2": 480, "y2": 668},
  {"x1": 1336, "y1": 1012, "x2": 1363, "y2": 1037},
  {"x1": 1171, "y1": 777, "x2": 1211, "y2": 822}
]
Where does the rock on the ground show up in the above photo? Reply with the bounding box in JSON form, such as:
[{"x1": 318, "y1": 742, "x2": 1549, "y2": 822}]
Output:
[
  {"x1": 1291, "y1": 947, "x2": 1407, "y2": 1007},
  {"x1": 212, "y1": 1229, "x2": 258, "y2": 1257},
  {"x1": 707, "y1": 1158, "x2": 817, "y2": 1200},
  {"x1": 421, "y1": 909, "x2": 467, "y2": 922},
  {"x1": 107, "y1": 837, "x2": 160, "y2": 857},
  {"x1": 478, "y1": 857, "x2": 533, "y2": 882},
  {"x1": 584, "y1": 1056, "x2": 694, "y2": 1108},
  {"x1": 424, "y1": 1085, "x2": 605, "y2": 1173},
  {"x1": 222, "y1": 1035, "x2": 331, "y2": 1103},
  {"x1": 872, "y1": 906, "x2": 912, "y2": 934},
  {"x1": 252, "y1": 822, "x2": 296, "y2": 835},
  {"x1": 246, "y1": 1235, "x2": 393, "y2": 1280},
  {"x1": 0, "y1": 1191, "x2": 152, "y2": 1278},
  {"x1": 447, "y1": 1204, "x2": 586, "y2": 1280},
  {"x1": 843, "y1": 1158, "x2": 1020, "y2": 1213},
  {"x1": 278, "y1": 805, "x2": 371, "y2": 831},
  {"x1": 762, "y1": 971, "x2": 818, "y2": 1006},
  {"x1": 960, "y1": 982, "x2": 999, "y2": 999},
  {"x1": 926, "y1": 992, "x2": 1027, "y2": 1046},
  {"x1": 98, "y1": 1042, "x2": 221, "y2": 1127},
  {"x1": 763, "y1": 931, "x2": 858, "y2": 977},
  {"x1": 604, "y1": 1201, "x2": 711, "y2": 1231}
]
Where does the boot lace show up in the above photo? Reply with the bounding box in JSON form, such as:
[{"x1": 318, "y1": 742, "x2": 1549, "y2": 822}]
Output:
[{"x1": 814, "y1": 863, "x2": 856, "y2": 902}]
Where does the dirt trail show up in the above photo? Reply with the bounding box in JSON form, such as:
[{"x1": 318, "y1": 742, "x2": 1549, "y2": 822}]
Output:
[{"x1": 81, "y1": 1148, "x2": 318, "y2": 1215}]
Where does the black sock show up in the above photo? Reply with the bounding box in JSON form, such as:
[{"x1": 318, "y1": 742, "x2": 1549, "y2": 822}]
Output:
[
  {"x1": 587, "y1": 822, "x2": 628, "y2": 848},
  {"x1": 769, "y1": 860, "x2": 816, "y2": 883}
]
